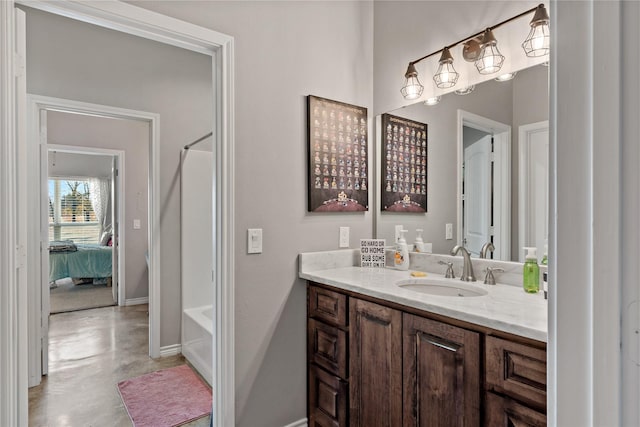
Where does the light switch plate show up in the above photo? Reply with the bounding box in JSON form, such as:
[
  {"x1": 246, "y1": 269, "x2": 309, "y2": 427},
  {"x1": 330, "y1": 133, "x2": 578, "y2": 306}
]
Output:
[
  {"x1": 247, "y1": 228, "x2": 262, "y2": 254},
  {"x1": 339, "y1": 227, "x2": 350, "y2": 248},
  {"x1": 445, "y1": 223, "x2": 453, "y2": 240},
  {"x1": 133, "y1": 219, "x2": 141, "y2": 230}
]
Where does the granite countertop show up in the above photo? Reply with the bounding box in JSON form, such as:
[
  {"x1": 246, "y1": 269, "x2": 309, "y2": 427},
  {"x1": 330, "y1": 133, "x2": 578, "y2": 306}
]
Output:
[{"x1": 299, "y1": 250, "x2": 548, "y2": 343}]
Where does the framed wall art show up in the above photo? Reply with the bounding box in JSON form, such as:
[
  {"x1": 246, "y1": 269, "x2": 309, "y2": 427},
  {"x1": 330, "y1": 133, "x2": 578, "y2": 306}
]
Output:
[
  {"x1": 307, "y1": 95, "x2": 368, "y2": 212},
  {"x1": 381, "y1": 113, "x2": 427, "y2": 212}
]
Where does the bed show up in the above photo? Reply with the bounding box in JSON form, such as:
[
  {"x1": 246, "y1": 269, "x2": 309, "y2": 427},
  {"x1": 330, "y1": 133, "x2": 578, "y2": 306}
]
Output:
[{"x1": 49, "y1": 242, "x2": 113, "y2": 283}]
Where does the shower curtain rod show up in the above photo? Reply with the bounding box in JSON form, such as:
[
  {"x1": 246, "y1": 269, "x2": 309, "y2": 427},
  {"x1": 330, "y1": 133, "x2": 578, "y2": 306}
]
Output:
[{"x1": 184, "y1": 132, "x2": 213, "y2": 150}]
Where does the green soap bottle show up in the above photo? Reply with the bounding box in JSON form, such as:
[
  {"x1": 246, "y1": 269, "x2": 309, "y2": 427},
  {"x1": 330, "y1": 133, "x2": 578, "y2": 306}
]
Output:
[{"x1": 523, "y1": 247, "x2": 540, "y2": 293}]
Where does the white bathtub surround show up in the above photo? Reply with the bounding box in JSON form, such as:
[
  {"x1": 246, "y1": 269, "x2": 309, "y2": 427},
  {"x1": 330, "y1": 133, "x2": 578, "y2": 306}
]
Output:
[
  {"x1": 299, "y1": 249, "x2": 547, "y2": 342},
  {"x1": 182, "y1": 306, "x2": 213, "y2": 385}
]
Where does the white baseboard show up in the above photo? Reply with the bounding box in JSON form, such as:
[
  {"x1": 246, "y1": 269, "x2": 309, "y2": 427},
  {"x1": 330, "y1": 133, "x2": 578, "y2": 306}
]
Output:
[
  {"x1": 124, "y1": 296, "x2": 149, "y2": 306},
  {"x1": 283, "y1": 419, "x2": 307, "y2": 427},
  {"x1": 159, "y1": 344, "x2": 182, "y2": 357}
]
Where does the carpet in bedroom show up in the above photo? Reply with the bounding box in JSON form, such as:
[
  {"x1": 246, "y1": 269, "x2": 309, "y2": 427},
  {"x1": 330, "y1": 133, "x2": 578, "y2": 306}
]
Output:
[{"x1": 50, "y1": 277, "x2": 115, "y2": 313}]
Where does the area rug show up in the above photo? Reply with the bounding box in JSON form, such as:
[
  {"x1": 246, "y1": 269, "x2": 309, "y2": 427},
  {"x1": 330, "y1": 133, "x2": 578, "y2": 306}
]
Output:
[{"x1": 117, "y1": 365, "x2": 212, "y2": 427}]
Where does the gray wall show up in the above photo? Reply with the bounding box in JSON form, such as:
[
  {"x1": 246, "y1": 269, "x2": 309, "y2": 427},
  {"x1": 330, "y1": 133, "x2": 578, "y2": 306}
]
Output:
[
  {"x1": 128, "y1": 1, "x2": 375, "y2": 426},
  {"x1": 22, "y1": 6, "x2": 213, "y2": 349},
  {"x1": 47, "y1": 111, "x2": 150, "y2": 301},
  {"x1": 48, "y1": 151, "x2": 113, "y2": 178}
]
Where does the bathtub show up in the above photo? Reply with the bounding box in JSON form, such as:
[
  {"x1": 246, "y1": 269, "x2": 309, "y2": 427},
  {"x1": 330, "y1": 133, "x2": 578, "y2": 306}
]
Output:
[{"x1": 182, "y1": 305, "x2": 213, "y2": 385}]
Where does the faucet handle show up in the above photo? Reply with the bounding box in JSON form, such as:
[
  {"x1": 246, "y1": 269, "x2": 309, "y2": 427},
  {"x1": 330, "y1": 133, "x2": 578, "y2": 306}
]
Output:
[
  {"x1": 483, "y1": 267, "x2": 504, "y2": 285},
  {"x1": 438, "y1": 261, "x2": 455, "y2": 279}
]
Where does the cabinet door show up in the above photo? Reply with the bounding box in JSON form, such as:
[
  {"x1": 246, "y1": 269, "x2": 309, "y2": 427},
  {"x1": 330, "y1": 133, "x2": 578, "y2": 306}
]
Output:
[
  {"x1": 403, "y1": 313, "x2": 480, "y2": 427},
  {"x1": 309, "y1": 364, "x2": 348, "y2": 427},
  {"x1": 349, "y1": 298, "x2": 402, "y2": 427},
  {"x1": 485, "y1": 392, "x2": 546, "y2": 427}
]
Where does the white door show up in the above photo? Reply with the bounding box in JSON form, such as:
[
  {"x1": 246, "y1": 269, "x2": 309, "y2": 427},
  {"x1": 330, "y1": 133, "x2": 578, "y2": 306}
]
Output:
[
  {"x1": 111, "y1": 157, "x2": 118, "y2": 304},
  {"x1": 519, "y1": 121, "x2": 549, "y2": 261},
  {"x1": 463, "y1": 134, "x2": 492, "y2": 257}
]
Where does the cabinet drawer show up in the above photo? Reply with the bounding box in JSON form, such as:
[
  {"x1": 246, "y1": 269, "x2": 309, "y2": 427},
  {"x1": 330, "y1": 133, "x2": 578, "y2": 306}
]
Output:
[
  {"x1": 485, "y1": 336, "x2": 547, "y2": 410},
  {"x1": 309, "y1": 365, "x2": 348, "y2": 427},
  {"x1": 309, "y1": 285, "x2": 347, "y2": 327},
  {"x1": 485, "y1": 392, "x2": 546, "y2": 426},
  {"x1": 309, "y1": 318, "x2": 347, "y2": 378}
]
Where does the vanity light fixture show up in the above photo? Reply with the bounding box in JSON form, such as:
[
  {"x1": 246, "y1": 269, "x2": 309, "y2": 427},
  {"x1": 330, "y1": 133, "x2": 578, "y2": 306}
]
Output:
[
  {"x1": 400, "y1": 62, "x2": 424, "y2": 100},
  {"x1": 400, "y1": 3, "x2": 550, "y2": 100},
  {"x1": 522, "y1": 3, "x2": 551, "y2": 57},
  {"x1": 454, "y1": 85, "x2": 475, "y2": 95},
  {"x1": 424, "y1": 96, "x2": 441, "y2": 106},
  {"x1": 433, "y1": 47, "x2": 459, "y2": 89},
  {"x1": 494, "y1": 72, "x2": 517, "y2": 82}
]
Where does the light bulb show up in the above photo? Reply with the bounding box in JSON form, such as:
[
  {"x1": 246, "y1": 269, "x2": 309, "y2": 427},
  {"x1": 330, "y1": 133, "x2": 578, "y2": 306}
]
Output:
[
  {"x1": 522, "y1": 4, "x2": 550, "y2": 57},
  {"x1": 401, "y1": 63, "x2": 424, "y2": 100},
  {"x1": 433, "y1": 47, "x2": 459, "y2": 89}
]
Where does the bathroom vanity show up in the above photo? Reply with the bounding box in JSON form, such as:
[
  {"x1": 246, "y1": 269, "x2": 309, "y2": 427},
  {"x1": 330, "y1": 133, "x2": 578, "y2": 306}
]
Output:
[{"x1": 300, "y1": 250, "x2": 547, "y2": 427}]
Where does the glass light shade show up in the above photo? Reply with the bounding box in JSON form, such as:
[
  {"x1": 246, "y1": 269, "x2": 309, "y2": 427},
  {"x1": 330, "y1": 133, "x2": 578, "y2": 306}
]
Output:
[
  {"x1": 495, "y1": 72, "x2": 517, "y2": 82},
  {"x1": 475, "y1": 29, "x2": 505, "y2": 75},
  {"x1": 433, "y1": 47, "x2": 459, "y2": 89},
  {"x1": 401, "y1": 63, "x2": 424, "y2": 100},
  {"x1": 522, "y1": 23, "x2": 550, "y2": 57},
  {"x1": 454, "y1": 85, "x2": 475, "y2": 95},
  {"x1": 522, "y1": 4, "x2": 550, "y2": 57},
  {"x1": 424, "y1": 96, "x2": 441, "y2": 106}
]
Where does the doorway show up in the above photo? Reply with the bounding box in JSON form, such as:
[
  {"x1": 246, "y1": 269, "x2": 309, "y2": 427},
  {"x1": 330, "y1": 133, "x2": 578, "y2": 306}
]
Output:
[
  {"x1": 28, "y1": 96, "x2": 155, "y2": 385},
  {"x1": 457, "y1": 110, "x2": 511, "y2": 260},
  {"x1": 47, "y1": 148, "x2": 121, "y2": 314},
  {"x1": 2, "y1": 2, "x2": 235, "y2": 426}
]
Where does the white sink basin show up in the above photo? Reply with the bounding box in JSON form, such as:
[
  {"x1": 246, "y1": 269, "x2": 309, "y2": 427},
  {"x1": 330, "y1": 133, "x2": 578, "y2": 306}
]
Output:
[{"x1": 396, "y1": 278, "x2": 488, "y2": 297}]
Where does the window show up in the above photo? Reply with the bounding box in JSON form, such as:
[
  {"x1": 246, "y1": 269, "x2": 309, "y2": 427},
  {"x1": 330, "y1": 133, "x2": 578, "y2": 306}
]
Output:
[{"x1": 48, "y1": 178, "x2": 100, "y2": 244}]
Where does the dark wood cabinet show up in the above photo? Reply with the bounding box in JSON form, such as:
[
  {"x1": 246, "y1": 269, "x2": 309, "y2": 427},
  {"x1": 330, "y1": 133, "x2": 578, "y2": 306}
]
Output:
[
  {"x1": 485, "y1": 336, "x2": 547, "y2": 412},
  {"x1": 485, "y1": 392, "x2": 547, "y2": 426},
  {"x1": 307, "y1": 282, "x2": 547, "y2": 427},
  {"x1": 349, "y1": 298, "x2": 402, "y2": 427},
  {"x1": 403, "y1": 313, "x2": 480, "y2": 427},
  {"x1": 309, "y1": 364, "x2": 348, "y2": 427}
]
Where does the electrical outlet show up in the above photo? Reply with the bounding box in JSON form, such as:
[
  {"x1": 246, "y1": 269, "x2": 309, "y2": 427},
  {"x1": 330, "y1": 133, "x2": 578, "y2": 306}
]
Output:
[
  {"x1": 339, "y1": 227, "x2": 350, "y2": 248},
  {"x1": 445, "y1": 223, "x2": 453, "y2": 240},
  {"x1": 395, "y1": 225, "x2": 404, "y2": 243},
  {"x1": 247, "y1": 228, "x2": 263, "y2": 254}
]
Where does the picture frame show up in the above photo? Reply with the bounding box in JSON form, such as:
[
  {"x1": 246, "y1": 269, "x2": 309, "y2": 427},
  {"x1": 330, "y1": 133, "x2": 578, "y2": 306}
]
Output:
[
  {"x1": 381, "y1": 113, "x2": 427, "y2": 212},
  {"x1": 307, "y1": 95, "x2": 369, "y2": 212}
]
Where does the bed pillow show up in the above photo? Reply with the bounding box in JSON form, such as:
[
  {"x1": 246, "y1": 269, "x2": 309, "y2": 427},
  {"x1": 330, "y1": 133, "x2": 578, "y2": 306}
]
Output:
[{"x1": 100, "y1": 231, "x2": 112, "y2": 246}]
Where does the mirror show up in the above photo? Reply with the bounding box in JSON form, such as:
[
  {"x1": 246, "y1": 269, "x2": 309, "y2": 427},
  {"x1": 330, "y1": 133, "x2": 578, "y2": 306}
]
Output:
[{"x1": 375, "y1": 64, "x2": 549, "y2": 262}]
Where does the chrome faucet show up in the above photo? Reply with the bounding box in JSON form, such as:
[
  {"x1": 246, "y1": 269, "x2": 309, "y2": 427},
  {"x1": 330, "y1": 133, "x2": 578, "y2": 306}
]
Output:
[
  {"x1": 451, "y1": 245, "x2": 476, "y2": 282},
  {"x1": 480, "y1": 242, "x2": 495, "y2": 259}
]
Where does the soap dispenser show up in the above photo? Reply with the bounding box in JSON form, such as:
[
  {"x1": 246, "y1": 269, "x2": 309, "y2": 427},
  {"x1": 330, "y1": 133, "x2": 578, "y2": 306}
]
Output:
[
  {"x1": 394, "y1": 229, "x2": 410, "y2": 271},
  {"x1": 523, "y1": 247, "x2": 540, "y2": 293},
  {"x1": 413, "y1": 229, "x2": 426, "y2": 253}
]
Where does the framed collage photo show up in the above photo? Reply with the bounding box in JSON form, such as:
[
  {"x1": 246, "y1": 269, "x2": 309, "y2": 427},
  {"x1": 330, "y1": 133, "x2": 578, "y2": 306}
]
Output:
[
  {"x1": 307, "y1": 95, "x2": 368, "y2": 212},
  {"x1": 381, "y1": 113, "x2": 427, "y2": 212}
]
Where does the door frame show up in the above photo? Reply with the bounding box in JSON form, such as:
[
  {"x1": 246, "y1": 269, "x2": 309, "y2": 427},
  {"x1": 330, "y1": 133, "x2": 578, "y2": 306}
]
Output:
[
  {"x1": 2, "y1": 2, "x2": 236, "y2": 426},
  {"x1": 27, "y1": 96, "x2": 151, "y2": 384},
  {"x1": 45, "y1": 143, "x2": 126, "y2": 305},
  {"x1": 518, "y1": 120, "x2": 549, "y2": 262},
  {"x1": 457, "y1": 110, "x2": 511, "y2": 260}
]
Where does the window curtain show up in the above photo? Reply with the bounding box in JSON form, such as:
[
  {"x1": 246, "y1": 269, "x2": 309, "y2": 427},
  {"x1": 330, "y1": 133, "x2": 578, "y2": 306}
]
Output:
[{"x1": 89, "y1": 178, "x2": 111, "y2": 238}]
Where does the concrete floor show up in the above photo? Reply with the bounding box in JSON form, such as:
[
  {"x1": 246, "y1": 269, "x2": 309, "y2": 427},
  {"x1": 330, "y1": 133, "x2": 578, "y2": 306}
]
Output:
[{"x1": 28, "y1": 304, "x2": 211, "y2": 427}]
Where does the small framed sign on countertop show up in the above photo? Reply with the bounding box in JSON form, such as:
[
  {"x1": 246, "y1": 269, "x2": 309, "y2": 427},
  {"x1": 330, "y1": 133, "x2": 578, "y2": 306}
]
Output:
[{"x1": 360, "y1": 239, "x2": 386, "y2": 268}]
